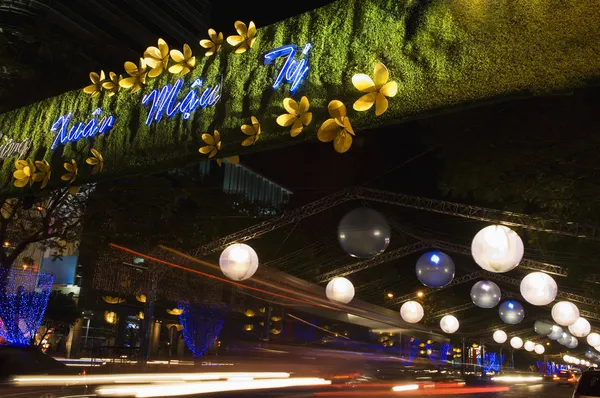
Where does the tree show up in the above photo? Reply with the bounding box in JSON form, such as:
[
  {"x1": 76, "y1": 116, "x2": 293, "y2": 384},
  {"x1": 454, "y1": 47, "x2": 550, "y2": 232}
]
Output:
[{"x1": 39, "y1": 291, "x2": 80, "y2": 341}]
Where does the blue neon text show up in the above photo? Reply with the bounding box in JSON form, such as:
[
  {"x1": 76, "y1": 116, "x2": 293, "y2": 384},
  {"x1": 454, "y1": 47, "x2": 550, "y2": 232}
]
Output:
[
  {"x1": 50, "y1": 109, "x2": 115, "y2": 149},
  {"x1": 142, "y1": 78, "x2": 221, "y2": 126},
  {"x1": 264, "y1": 43, "x2": 311, "y2": 95}
]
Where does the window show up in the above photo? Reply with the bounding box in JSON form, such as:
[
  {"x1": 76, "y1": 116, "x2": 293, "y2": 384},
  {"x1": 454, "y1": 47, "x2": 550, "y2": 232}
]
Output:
[{"x1": 576, "y1": 373, "x2": 600, "y2": 396}]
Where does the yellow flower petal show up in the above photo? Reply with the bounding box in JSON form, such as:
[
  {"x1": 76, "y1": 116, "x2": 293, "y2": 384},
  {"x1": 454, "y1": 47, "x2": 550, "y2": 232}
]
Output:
[
  {"x1": 343, "y1": 117, "x2": 354, "y2": 135},
  {"x1": 158, "y1": 38, "x2": 168, "y2": 56},
  {"x1": 168, "y1": 64, "x2": 185, "y2": 74},
  {"x1": 199, "y1": 146, "x2": 214, "y2": 155},
  {"x1": 83, "y1": 84, "x2": 98, "y2": 94},
  {"x1": 86, "y1": 158, "x2": 99, "y2": 165},
  {"x1": 352, "y1": 74, "x2": 376, "y2": 93},
  {"x1": 202, "y1": 133, "x2": 215, "y2": 145},
  {"x1": 119, "y1": 77, "x2": 136, "y2": 88},
  {"x1": 380, "y1": 81, "x2": 398, "y2": 98},
  {"x1": 200, "y1": 39, "x2": 215, "y2": 49},
  {"x1": 226, "y1": 35, "x2": 244, "y2": 46},
  {"x1": 234, "y1": 21, "x2": 248, "y2": 36},
  {"x1": 34, "y1": 161, "x2": 49, "y2": 172},
  {"x1": 298, "y1": 96, "x2": 310, "y2": 113},
  {"x1": 91, "y1": 148, "x2": 103, "y2": 161},
  {"x1": 375, "y1": 93, "x2": 389, "y2": 116},
  {"x1": 208, "y1": 29, "x2": 218, "y2": 42},
  {"x1": 15, "y1": 160, "x2": 27, "y2": 169},
  {"x1": 247, "y1": 21, "x2": 257, "y2": 38},
  {"x1": 317, "y1": 119, "x2": 340, "y2": 142},
  {"x1": 61, "y1": 174, "x2": 73, "y2": 181},
  {"x1": 333, "y1": 131, "x2": 353, "y2": 153},
  {"x1": 183, "y1": 44, "x2": 192, "y2": 59},
  {"x1": 64, "y1": 162, "x2": 74, "y2": 173},
  {"x1": 13, "y1": 170, "x2": 27, "y2": 179},
  {"x1": 170, "y1": 49, "x2": 184, "y2": 63},
  {"x1": 277, "y1": 114, "x2": 296, "y2": 127},
  {"x1": 290, "y1": 119, "x2": 304, "y2": 137},
  {"x1": 147, "y1": 64, "x2": 163, "y2": 78},
  {"x1": 227, "y1": 155, "x2": 240, "y2": 165},
  {"x1": 328, "y1": 100, "x2": 347, "y2": 119},
  {"x1": 144, "y1": 47, "x2": 162, "y2": 62},
  {"x1": 374, "y1": 63, "x2": 389, "y2": 87},
  {"x1": 124, "y1": 61, "x2": 138, "y2": 75},
  {"x1": 186, "y1": 56, "x2": 196, "y2": 68},
  {"x1": 14, "y1": 179, "x2": 28, "y2": 188},
  {"x1": 216, "y1": 159, "x2": 223, "y2": 167},
  {"x1": 213, "y1": 130, "x2": 220, "y2": 143},
  {"x1": 300, "y1": 112, "x2": 312, "y2": 126},
  {"x1": 251, "y1": 116, "x2": 260, "y2": 130},
  {"x1": 248, "y1": 36, "x2": 257, "y2": 49},
  {"x1": 241, "y1": 136, "x2": 256, "y2": 146},
  {"x1": 353, "y1": 92, "x2": 377, "y2": 111},
  {"x1": 241, "y1": 125, "x2": 255, "y2": 136},
  {"x1": 235, "y1": 41, "x2": 249, "y2": 54},
  {"x1": 283, "y1": 98, "x2": 298, "y2": 115}
]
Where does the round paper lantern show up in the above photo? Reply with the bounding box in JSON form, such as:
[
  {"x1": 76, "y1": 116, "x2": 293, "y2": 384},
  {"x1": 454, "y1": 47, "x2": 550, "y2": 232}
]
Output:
[
  {"x1": 440, "y1": 315, "x2": 459, "y2": 334},
  {"x1": 493, "y1": 330, "x2": 508, "y2": 344},
  {"x1": 510, "y1": 336, "x2": 524, "y2": 349},
  {"x1": 534, "y1": 344, "x2": 545, "y2": 355},
  {"x1": 415, "y1": 251, "x2": 455, "y2": 288},
  {"x1": 552, "y1": 301, "x2": 580, "y2": 327},
  {"x1": 471, "y1": 225, "x2": 524, "y2": 273},
  {"x1": 338, "y1": 208, "x2": 390, "y2": 259},
  {"x1": 325, "y1": 277, "x2": 355, "y2": 304},
  {"x1": 534, "y1": 320, "x2": 553, "y2": 336},
  {"x1": 400, "y1": 301, "x2": 424, "y2": 324},
  {"x1": 498, "y1": 300, "x2": 525, "y2": 324},
  {"x1": 569, "y1": 317, "x2": 591, "y2": 338},
  {"x1": 548, "y1": 325, "x2": 564, "y2": 340},
  {"x1": 524, "y1": 341, "x2": 535, "y2": 352},
  {"x1": 558, "y1": 332, "x2": 573, "y2": 346},
  {"x1": 219, "y1": 243, "x2": 259, "y2": 281},
  {"x1": 519, "y1": 272, "x2": 557, "y2": 306},
  {"x1": 587, "y1": 333, "x2": 600, "y2": 347},
  {"x1": 470, "y1": 280, "x2": 502, "y2": 308},
  {"x1": 567, "y1": 337, "x2": 579, "y2": 349}
]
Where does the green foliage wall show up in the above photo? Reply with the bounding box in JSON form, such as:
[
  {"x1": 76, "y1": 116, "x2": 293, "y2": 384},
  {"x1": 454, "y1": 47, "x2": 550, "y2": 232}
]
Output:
[{"x1": 0, "y1": 0, "x2": 598, "y2": 197}]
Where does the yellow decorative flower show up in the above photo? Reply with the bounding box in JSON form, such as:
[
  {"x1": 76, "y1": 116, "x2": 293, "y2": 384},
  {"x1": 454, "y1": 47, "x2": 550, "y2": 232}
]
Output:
[
  {"x1": 137, "y1": 311, "x2": 144, "y2": 320},
  {"x1": 67, "y1": 186, "x2": 80, "y2": 195},
  {"x1": 226, "y1": 21, "x2": 257, "y2": 54},
  {"x1": 199, "y1": 130, "x2": 221, "y2": 158},
  {"x1": 216, "y1": 156, "x2": 240, "y2": 167},
  {"x1": 61, "y1": 159, "x2": 78, "y2": 183},
  {"x1": 169, "y1": 44, "x2": 195, "y2": 75},
  {"x1": 144, "y1": 38, "x2": 170, "y2": 78},
  {"x1": 259, "y1": 307, "x2": 266, "y2": 313},
  {"x1": 317, "y1": 100, "x2": 355, "y2": 153},
  {"x1": 259, "y1": 321, "x2": 264, "y2": 326},
  {"x1": 200, "y1": 29, "x2": 223, "y2": 57},
  {"x1": 136, "y1": 294, "x2": 147, "y2": 303},
  {"x1": 245, "y1": 309, "x2": 255, "y2": 317},
  {"x1": 104, "y1": 311, "x2": 117, "y2": 325},
  {"x1": 276, "y1": 96, "x2": 312, "y2": 137},
  {"x1": 271, "y1": 316, "x2": 282, "y2": 322},
  {"x1": 85, "y1": 148, "x2": 104, "y2": 174},
  {"x1": 167, "y1": 323, "x2": 183, "y2": 331},
  {"x1": 166, "y1": 308, "x2": 184, "y2": 316},
  {"x1": 32, "y1": 160, "x2": 51, "y2": 189},
  {"x1": 271, "y1": 329, "x2": 281, "y2": 335},
  {"x1": 241, "y1": 116, "x2": 261, "y2": 146},
  {"x1": 244, "y1": 324, "x2": 254, "y2": 331},
  {"x1": 83, "y1": 71, "x2": 105, "y2": 96},
  {"x1": 119, "y1": 58, "x2": 147, "y2": 94},
  {"x1": 102, "y1": 72, "x2": 121, "y2": 96},
  {"x1": 102, "y1": 296, "x2": 125, "y2": 304},
  {"x1": 352, "y1": 63, "x2": 398, "y2": 116},
  {"x1": 13, "y1": 160, "x2": 36, "y2": 188}
]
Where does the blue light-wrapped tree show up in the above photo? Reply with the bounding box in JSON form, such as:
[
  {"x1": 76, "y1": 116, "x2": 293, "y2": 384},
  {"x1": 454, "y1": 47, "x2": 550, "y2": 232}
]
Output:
[
  {"x1": 179, "y1": 301, "x2": 228, "y2": 357},
  {"x1": 0, "y1": 268, "x2": 54, "y2": 345}
]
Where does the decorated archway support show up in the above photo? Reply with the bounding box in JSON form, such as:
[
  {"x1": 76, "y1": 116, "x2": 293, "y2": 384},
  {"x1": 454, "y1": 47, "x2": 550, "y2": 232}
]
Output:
[{"x1": 0, "y1": 0, "x2": 598, "y2": 196}]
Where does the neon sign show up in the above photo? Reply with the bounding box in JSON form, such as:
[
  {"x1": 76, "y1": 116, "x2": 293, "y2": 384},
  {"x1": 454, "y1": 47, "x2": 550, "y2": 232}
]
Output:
[
  {"x1": 50, "y1": 108, "x2": 115, "y2": 150},
  {"x1": 264, "y1": 43, "x2": 311, "y2": 95},
  {"x1": 142, "y1": 77, "x2": 221, "y2": 126},
  {"x1": 0, "y1": 133, "x2": 31, "y2": 159}
]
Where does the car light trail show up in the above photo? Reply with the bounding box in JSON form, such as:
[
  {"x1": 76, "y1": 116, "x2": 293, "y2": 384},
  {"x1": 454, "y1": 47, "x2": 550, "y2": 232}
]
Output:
[
  {"x1": 491, "y1": 375, "x2": 543, "y2": 382},
  {"x1": 391, "y1": 384, "x2": 419, "y2": 391}
]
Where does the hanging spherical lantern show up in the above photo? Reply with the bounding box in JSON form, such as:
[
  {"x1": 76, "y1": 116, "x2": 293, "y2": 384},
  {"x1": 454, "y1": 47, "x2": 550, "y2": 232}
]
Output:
[
  {"x1": 337, "y1": 208, "x2": 390, "y2": 259},
  {"x1": 519, "y1": 272, "x2": 558, "y2": 306},
  {"x1": 534, "y1": 344, "x2": 545, "y2": 355},
  {"x1": 547, "y1": 325, "x2": 564, "y2": 340},
  {"x1": 524, "y1": 341, "x2": 535, "y2": 352},
  {"x1": 400, "y1": 301, "x2": 424, "y2": 324},
  {"x1": 587, "y1": 333, "x2": 600, "y2": 347},
  {"x1": 219, "y1": 243, "x2": 259, "y2": 281},
  {"x1": 510, "y1": 337, "x2": 524, "y2": 349},
  {"x1": 493, "y1": 330, "x2": 508, "y2": 344},
  {"x1": 470, "y1": 280, "x2": 502, "y2": 308},
  {"x1": 471, "y1": 225, "x2": 524, "y2": 273},
  {"x1": 534, "y1": 320, "x2": 553, "y2": 336},
  {"x1": 498, "y1": 300, "x2": 525, "y2": 324},
  {"x1": 567, "y1": 337, "x2": 579, "y2": 349},
  {"x1": 415, "y1": 251, "x2": 455, "y2": 288},
  {"x1": 551, "y1": 301, "x2": 580, "y2": 327},
  {"x1": 558, "y1": 332, "x2": 573, "y2": 346},
  {"x1": 569, "y1": 317, "x2": 591, "y2": 338},
  {"x1": 325, "y1": 277, "x2": 355, "y2": 304},
  {"x1": 440, "y1": 315, "x2": 459, "y2": 334}
]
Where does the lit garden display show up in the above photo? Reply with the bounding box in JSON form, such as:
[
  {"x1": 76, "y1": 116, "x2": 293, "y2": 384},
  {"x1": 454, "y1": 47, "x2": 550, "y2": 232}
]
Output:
[{"x1": 178, "y1": 301, "x2": 228, "y2": 357}]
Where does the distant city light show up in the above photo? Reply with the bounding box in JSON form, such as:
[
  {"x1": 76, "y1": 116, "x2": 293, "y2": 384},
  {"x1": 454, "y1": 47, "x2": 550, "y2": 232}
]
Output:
[
  {"x1": 417, "y1": 291, "x2": 424, "y2": 297},
  {"x1": 387, "y1": 293, "x2": 394, "y2": 298}
]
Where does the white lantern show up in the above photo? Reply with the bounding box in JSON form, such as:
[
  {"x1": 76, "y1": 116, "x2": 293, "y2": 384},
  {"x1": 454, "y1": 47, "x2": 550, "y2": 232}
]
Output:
[
  {"x1": 493, "y1": 330, "x2": 508, "y2": 344},
  {"x1": 325, "y1": 277, "x2": 355, "y2": 304},
  {"x1": 219, "y1": 243, "x2": 259, "y2": 281},
  {"x1": 569, "y1": 317, "x2": 591, "y2": 338},
  {"x1": 471, "y1": 225, "x2": 524, "y2": 273},
  {"x1": 510, "y1": 336, "x2": 524, "y2": 349},
  {"x1": 519, "y1": 272, "x2": 557, "y2": 306},
  {"x1": 534, "y1": 344, "x2": 545, "y2": 355},
  {"x1": 552, "y1": 301, "x2": 580, "y2": 327},
  {"x1": 548, "y1": 325, "x2": 564, "y2": 340},
  {"x1": 524, "y1": 341, "x2": 535, "y2": 352},
  {"x1": 400, "y1": 301, "x2": 424, "y2": 324},
  {"x1": 587, "y1": 333, "x2": 600, "y2": 347},
  {"x1": 440, "y1": 315, "x2": 459, "y2": 334},
  {"x1": 563, "y1": 355, "x2": 572, "y2": 363},
  {"x1": 567, "y1": 337, "x2": 579, "y2": 349}
]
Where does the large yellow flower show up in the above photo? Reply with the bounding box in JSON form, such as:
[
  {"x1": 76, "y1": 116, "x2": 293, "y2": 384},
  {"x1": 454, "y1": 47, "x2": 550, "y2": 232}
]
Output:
[
  {"x1": 102, "y1": 296, "x2": 125, "y2": 304},
  {"x1": 33, "y1": 160, "x2": 51, "y2": 189},
  {"x1": 352, "y1": 63, "x2": 398, "y2": 116},
  {"x1": 104, "y1": 311, "x2": 117, "y2": 325},
  {"x1": 200, "y1": 29, "x2": 223, "y2": 57},
  {"x1": 199, "y1": 130, "x2": 221, "y2": 158},
  {"x1": 276, "y1": 96, "x2": 312, "y2": 137},
  {"x1": 135, "y1": 294, "x2": 147, "y2": 303},
  {"x1": 83, "y1": 71, "x2": 105, "y2": 97},
  {"x1": 119, "y1": 59, "x2": 147, "y2": 94},
  {"x1": 241, "y1": 116, "x2": 261, "y2": 146},
  {"x1": 13, "y1": 160, "x2": 35, "y2": 187},
  {"x1": 169, "y1": 44, "x2": 195, "y2": 75},
  {"x1": 85, "y1": 148, "x2": 104, "y2": 174},
  {"x1": 166, "y1": 308, "x2": 184, "y2": 316},
  {"x1": 317, "y1": 100, "x2": 355, "y2": 153},
  {"x1": 226, "y1": 21, "x2": 257, "y2": 54},
  {"x1": 144, "y1": 38, "x2": 170, "y2": 78},
  {"x1": 61, "y1": 159, "x2": 78, "y2": 183},
  {"x1": 102, "y1": 72, "x2": 121, "y2": 96}
]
